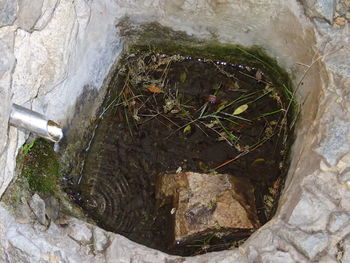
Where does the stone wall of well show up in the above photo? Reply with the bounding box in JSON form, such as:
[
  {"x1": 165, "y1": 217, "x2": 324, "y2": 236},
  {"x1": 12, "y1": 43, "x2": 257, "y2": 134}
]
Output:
[{"x1": 0, "y1": 0, "x2": 349, "y2": 262}]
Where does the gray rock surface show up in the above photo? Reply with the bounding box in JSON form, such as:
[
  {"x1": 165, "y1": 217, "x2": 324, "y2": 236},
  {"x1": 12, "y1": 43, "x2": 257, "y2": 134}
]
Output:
[
  {"x1": 16, "y1": 0, "x2": 43, "y2": 31},
  {"x1": 315, "y1": 117, "x2": 349, "y2": 166},
  {"x1": 0, "y1": 0, "x2": 17, "y2": 27},
  {"x1": 93, "y1": 227, "x2": 109, "y2": 253},
  {"x1": 43, "y1": 195, "x2": 60, "y2": 221},
  {"x1": 288, "y1": 190, "x2": 334, "y2": 231},
  {"x1": 301, "y1": 0, "x2": 336, "y2": 22},
  {"x1": 260, "y1": 251, "x2": 295, "y2": 263},
  {"x1": 68, "y1": 217, "x2": 92, "y2": 244},
  {"x1": 33, "y1": 0, "x2": 58, "y2": 31},
  {"x1": 343, "y1": 238, "x2": 350, "y2": 263},
  {"x1": 280, "y1": 229, "x2": 329, "y2": 260},
  {"x1": 327, "y1": 212, "x2": 350, "y2": 233},
  {"x1": 0, "y1": 0, "x2": 349, "y2": 262},
  {"x1": 29, "y1": 194, "x2": 46, "y2": 225}
]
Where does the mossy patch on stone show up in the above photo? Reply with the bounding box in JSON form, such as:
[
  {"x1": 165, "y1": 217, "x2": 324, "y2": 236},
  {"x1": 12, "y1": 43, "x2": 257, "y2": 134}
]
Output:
[{"x1": 19, "y1": 139, "x2": 60, "y2": 194}]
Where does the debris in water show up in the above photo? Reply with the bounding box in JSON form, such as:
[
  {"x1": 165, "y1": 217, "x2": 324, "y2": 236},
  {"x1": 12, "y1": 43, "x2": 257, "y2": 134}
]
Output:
[
  {"x1": 255, "y1": 69, "x2": 263, "y2": 82},
  {"x1": 145, "y1": 85, "x2": 163, "y2": 93},
  {"x1": 233, "y1": 104, "x2": 249, "y2": 115}
]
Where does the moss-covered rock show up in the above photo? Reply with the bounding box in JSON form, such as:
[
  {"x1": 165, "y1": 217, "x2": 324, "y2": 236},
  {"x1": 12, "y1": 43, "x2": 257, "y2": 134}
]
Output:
[{"x1": 20, "y1": 139, "x2": 60, "y2": 194}]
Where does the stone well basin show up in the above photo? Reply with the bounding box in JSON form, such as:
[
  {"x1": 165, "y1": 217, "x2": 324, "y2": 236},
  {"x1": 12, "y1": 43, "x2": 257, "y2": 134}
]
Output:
[{"x1": 0, "y1": 0, "x2": 350, "y2": 262}]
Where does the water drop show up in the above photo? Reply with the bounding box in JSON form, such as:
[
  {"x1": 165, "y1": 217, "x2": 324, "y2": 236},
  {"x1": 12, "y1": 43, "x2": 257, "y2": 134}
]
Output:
[{"x1": 54, "y1": 142, "x2": 60, "y2": 152}]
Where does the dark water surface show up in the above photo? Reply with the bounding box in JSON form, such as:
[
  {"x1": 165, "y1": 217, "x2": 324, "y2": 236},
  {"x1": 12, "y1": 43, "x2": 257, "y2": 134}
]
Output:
[{"x1": 65, "y1": 53, "x2": 292, "y2": 256}]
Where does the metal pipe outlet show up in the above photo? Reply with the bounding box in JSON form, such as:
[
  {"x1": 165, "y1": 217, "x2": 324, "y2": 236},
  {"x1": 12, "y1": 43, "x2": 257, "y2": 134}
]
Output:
[{"x1": 9, "y1": 103, "x2": 63, "y2": 143}]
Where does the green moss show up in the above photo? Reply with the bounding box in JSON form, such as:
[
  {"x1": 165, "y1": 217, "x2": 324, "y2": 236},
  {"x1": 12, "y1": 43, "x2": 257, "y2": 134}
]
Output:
[{"x1": 20, "y1": 139, "x2": 60, "y2": 194}]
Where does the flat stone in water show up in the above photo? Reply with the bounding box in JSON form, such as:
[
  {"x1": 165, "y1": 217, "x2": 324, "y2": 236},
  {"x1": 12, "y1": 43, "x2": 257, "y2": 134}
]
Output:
[{"x1": 156, "y1": 172, "x2": 259, "y2": 243}]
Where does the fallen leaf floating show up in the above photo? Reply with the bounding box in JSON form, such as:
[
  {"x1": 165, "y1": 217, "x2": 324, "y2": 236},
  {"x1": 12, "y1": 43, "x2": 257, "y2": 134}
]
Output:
[
  {"x1": 145, "y1": 85, "x2": 163, "y2": 93},
  {"x1": 233, "y1": 104, "x2": 248, "y2": 115},
  {"x1": 183, "y1": 125, "x2": 192, "y2": 134},
  {"x1": 252, "y1": 158, "x2": 265, "y2": 165}
]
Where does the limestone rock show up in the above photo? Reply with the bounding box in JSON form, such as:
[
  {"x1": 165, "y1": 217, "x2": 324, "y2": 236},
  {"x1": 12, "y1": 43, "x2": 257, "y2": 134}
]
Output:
[
  {"x1": 280, "y1": 229, "x2": 328, "y2": 260},
  {"x1": 29, "y1": 193, "x2": 46, "y2": 225},
  {"x1": 67, "y1": 218, "x2": 92, "y2": 244},
  {"x1": 16, "y1": 0, "x2": 44, "y2": 31},
  {"x1": 156, "y1": 172, "x2": 259, "y2": 242},
  {"x1": 0, "y1": 0, "x2": 349, "y2": 261},
  {"x1": 43, "y1": 195, "x2": 60, "y2": 221},
  {"x1": 34, "y1": 0, "x2": 59, "y2": 31},
  {"x1": 93, "y1": 227, "x2": 109, "y2": 252},
  {"x1": 339, "y1": 167, "x2": 350, "y2": 183},
  {"x1": 287, "y1": 190, "x2": 334, "y2": 232},
  {"x1": 260, "y1": 251, "x2": 295, "y2": 263},
  {"x1": 343, "y1": 238, "x2": 350, "y2": 263},
  {"x1": 315, "y1": 117, "x2": 349, "y2": 166},
  {"x1": 327, "y1": 212, "x2": 350, "y2": 233},
  {"x1": 301, "y1": 0, "x2": 336, "y2": 22},
  {"x1": 0, "y1": 0, "x2": 17, "y2": 27}
]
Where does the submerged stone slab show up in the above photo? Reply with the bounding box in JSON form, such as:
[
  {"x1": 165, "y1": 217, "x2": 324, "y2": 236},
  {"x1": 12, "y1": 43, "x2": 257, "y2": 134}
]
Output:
[{"x1": 156, "y1": 172, "x2": 259, "y2": 242}]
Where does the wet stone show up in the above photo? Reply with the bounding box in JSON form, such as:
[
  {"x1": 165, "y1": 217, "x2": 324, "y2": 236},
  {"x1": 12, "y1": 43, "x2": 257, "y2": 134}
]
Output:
[{"x1": 156, "y1": 172, "x2": 260, "y2": 243}]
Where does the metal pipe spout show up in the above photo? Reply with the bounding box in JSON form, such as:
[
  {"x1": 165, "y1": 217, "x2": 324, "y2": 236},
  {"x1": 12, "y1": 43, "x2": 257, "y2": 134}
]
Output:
[{"x1": 9, "y1": 103, "x2": 63, "y2": 143}]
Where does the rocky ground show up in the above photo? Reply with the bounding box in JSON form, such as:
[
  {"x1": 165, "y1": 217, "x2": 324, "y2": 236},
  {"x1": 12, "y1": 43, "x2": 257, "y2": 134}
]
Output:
[{"x1": 0, "y1": 0, "x2": 350, "y2": 262}]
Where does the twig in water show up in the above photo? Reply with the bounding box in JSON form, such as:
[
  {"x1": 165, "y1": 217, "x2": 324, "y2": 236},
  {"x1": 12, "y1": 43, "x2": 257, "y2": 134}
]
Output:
[{"x1": 213, "y1": 150, "x2": 250, "y2": 170}]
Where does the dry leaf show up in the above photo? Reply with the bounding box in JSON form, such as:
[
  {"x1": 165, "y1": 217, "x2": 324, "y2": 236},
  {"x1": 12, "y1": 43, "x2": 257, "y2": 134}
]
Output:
[
  {"x1": 233, "y1": 104, "x2": 248, "y2": 115},
  {"x1": 227, "y1": 81, "x2": 240, "y2": 90},
  {"x1": 145, "y1": 85, "x2": 163, "y2": 93},
  {"x1": 252, "y1": 158, "x2": 265, "y2": 165}
]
